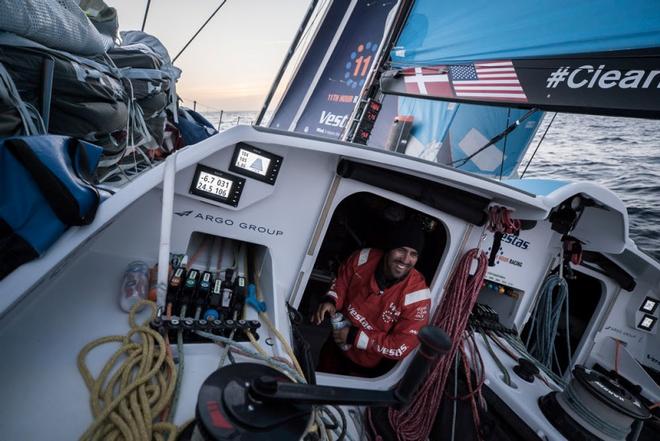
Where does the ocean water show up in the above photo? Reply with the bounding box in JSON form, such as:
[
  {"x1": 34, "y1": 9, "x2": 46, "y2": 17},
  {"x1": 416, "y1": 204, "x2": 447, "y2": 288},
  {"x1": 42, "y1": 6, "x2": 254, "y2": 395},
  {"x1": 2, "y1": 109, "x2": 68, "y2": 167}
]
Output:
[
  {"x1": 200, "y1": 110, "x2": 258, "y2": 132},
  {"x1": 521, "y1": 113, "x2": 660, "y2": 261},
  {"x1": 208, "y1": 111, "x2": 659, "y2": 261}
]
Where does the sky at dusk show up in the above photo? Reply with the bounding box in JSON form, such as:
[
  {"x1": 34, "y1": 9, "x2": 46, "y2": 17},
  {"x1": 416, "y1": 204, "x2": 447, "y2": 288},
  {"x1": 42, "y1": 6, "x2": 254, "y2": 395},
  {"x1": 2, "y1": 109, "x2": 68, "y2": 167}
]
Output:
[{"x1": 111, "y1": 0, "x2": 311, "y2": 111}]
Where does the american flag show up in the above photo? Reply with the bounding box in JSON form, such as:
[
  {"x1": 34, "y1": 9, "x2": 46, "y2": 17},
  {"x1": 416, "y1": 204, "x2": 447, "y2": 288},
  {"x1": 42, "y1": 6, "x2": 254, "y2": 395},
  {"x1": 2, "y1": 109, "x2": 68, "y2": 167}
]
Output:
[
  {"x1": 449, "y1": 61, "x2": 527, "y2": 102},
  {"x1": 402, "y1": 66, "x2": 453, "y2": 98}
]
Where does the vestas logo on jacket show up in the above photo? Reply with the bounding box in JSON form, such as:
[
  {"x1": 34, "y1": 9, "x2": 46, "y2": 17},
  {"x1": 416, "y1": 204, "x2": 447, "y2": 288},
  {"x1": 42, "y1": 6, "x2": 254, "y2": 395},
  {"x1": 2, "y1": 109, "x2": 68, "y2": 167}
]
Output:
[
  {"x1": 347, "y1": 304, "x2": 374, "y2": 330},
  {"x1": 376, "y1": 343, "x2": 409, "y2": 358}
]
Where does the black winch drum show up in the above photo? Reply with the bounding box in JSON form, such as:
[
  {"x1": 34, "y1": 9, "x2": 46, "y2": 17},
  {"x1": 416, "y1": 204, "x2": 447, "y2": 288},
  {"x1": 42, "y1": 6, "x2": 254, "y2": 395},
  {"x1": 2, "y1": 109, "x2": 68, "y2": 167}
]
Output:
[
  {"x1": 539, "y1": 365, "x2": 650, "y2": 441},
  {"x1": 179, "y1": 363, "x2": 311, "y2": 441}
]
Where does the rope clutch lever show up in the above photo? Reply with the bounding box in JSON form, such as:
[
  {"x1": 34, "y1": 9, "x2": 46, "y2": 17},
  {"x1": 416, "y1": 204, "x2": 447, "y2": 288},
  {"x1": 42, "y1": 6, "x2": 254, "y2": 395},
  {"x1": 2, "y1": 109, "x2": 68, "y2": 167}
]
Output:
[{"x1": 488, "y1": 231, "x2": 504, "y2": 267}]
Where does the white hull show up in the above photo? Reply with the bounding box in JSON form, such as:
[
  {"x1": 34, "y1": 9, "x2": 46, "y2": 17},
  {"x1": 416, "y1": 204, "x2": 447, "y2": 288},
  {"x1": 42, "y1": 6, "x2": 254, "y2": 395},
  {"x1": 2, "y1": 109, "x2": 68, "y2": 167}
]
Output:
[{"x1": 1, "y1": 126, "x2": 658, "y2": 440}]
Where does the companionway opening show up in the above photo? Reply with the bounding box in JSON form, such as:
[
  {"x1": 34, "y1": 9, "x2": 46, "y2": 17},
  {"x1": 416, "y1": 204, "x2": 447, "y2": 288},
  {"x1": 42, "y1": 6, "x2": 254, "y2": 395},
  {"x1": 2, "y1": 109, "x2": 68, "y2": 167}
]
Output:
[{"x1": 296, "y1": 192, "x2": 447, "y2": 378}]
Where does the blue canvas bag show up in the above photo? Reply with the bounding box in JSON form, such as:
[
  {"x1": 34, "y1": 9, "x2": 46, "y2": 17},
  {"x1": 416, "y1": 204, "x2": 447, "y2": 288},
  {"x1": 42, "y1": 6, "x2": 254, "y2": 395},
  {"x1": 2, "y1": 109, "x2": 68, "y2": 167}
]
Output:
[
  {"x1": 177, "y1": 107, "x2": 217, "y2": 146},
  {"x1": 0, "y1": 135, "x2": 102, "y2": 279}
]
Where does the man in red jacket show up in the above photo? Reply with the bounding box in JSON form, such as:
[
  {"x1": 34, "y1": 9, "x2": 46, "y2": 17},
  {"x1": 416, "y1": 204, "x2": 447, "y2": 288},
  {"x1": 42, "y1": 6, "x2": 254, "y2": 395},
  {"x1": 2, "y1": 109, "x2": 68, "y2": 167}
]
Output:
[{"x1": 313, "y1": 221, "x2": 430, "y2": 374}]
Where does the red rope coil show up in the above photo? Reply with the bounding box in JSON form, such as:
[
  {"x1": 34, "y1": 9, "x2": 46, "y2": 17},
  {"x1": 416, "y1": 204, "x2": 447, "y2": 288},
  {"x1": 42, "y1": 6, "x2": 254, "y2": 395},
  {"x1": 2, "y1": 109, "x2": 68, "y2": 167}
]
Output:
[{"x1": 387, "y1": 248, "x2": 488, "y2": 441}]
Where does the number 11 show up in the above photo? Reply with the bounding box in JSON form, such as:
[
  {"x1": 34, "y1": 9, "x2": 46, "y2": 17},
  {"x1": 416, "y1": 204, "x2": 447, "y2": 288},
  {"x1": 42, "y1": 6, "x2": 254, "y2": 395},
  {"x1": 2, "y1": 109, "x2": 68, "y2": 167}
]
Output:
[{"x1": 353, "y1": 55, "x2": 372, "y2": 77}]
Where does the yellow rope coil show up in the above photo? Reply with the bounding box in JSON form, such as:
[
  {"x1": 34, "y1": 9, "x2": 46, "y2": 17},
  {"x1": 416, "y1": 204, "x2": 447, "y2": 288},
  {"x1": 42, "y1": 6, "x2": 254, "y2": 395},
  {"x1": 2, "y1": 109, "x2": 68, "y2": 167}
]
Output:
[{"x1": 77, "y1": 300, "x2": 178, "y2": 441}]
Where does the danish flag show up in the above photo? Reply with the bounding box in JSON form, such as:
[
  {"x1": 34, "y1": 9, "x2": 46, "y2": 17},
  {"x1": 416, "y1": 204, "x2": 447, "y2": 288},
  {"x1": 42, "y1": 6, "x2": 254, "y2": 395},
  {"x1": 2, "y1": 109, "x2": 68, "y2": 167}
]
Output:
[{"x1": 402, "y1": 67, "x2": 453, "y2": 97}]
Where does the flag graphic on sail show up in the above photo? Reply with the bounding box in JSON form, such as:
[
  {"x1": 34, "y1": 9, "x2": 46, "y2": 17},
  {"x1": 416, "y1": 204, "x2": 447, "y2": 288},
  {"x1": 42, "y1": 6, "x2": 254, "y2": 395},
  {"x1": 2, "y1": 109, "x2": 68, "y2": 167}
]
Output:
[
  {"x1": 399, "y1": 61, "x2": 528, "y2": 103},
  {"x1": 448, "y1": 61, "x2": 528, "y2": 102},
  {"x1": 402, "y1": 67, "x2": 452, "y2": 96}
]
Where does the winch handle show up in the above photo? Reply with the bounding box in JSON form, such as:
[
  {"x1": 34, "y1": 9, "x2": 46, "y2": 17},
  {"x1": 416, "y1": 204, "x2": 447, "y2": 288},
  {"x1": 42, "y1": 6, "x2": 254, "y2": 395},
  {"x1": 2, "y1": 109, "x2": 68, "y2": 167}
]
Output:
[
  {"x1": 247, "y1": 326, "x2": 451, "y2": 408},
  {"x1": 393, "y1": 326, "x2": 452, "y2": 407}
]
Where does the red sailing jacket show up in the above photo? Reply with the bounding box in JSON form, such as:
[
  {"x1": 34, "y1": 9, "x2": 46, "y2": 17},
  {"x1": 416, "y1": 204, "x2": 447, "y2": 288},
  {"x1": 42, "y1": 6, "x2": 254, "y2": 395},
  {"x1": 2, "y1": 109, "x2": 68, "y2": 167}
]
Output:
[{"x1": 325, "y1": 248, "x2": 431, "y2": 368}]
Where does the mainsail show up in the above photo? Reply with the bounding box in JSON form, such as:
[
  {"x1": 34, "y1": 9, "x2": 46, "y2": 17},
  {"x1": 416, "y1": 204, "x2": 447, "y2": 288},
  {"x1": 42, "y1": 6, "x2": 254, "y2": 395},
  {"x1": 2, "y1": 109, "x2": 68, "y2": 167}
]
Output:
[{"x1": 381, "y1": 0, "x2": 660, "y2": 118}]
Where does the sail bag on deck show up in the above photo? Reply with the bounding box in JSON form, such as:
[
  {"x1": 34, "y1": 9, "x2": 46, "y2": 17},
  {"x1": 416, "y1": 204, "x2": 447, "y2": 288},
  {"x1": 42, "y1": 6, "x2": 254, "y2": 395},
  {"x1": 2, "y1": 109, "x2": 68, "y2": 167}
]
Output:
[
  {"x1": 0, "y1": 62, "x2": 44, "y2": 137},
  {"x1": 0, "y1": 136, "x2": 102, "y2": 279},
  {"x1": 0, "y1": 43, "x2": 130, "y2": 167},
  {"x1": 109, "y1": 44, "x2": 172, "y2": 148},
  {"x1": 0, "y1": 0, "x2": 112, "y2": 56}
]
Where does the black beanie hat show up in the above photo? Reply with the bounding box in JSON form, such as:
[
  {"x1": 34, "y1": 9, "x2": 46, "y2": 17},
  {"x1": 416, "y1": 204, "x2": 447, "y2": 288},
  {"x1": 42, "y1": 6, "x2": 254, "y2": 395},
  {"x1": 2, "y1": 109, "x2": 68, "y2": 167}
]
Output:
[{"x1": 387, "y1": 219, "x2": 425, "y2": 253}]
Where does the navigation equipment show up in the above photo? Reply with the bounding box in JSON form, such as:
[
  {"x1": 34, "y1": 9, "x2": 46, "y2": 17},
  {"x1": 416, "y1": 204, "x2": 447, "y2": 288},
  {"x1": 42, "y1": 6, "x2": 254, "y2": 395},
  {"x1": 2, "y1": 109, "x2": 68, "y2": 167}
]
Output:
[
  {"x1": 229, "y1": 142, "x2": 282, "y2": 185},
  {"x1": 189, "y1": 164, "x2": 245, "y2": 207}
]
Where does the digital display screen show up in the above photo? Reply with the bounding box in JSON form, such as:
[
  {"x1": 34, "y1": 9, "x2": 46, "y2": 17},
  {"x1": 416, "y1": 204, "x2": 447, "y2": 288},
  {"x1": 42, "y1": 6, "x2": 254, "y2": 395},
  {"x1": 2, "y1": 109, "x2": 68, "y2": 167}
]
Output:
[
  {"x1": 229, "y1": 143, "x2": 282, "y2": 185},
  {"x1": 638, "y1": 314, "x2": 657, "y2": 331},
  {"x1": 195, "y1": 171, "x2": 234, "y2": 198},
  {"x1": 235, "y1": 148, "x2": 271, "y2": 177},
  {"x1": 189, "y1": 164, "x2": 244, "y2": 207},
  {"x1": 640, "y1": 297, "x2": 658, "y2": 314}
]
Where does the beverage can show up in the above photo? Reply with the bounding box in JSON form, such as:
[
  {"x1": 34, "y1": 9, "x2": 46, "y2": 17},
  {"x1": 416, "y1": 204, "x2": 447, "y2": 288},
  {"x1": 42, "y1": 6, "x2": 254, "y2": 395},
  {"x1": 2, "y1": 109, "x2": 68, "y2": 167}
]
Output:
[
  {"x1": 331, "y1": 312, "x2": 347, "y2": 329},
  {"x1": 120, "y1": 261, "x2": 149, "y2": 312},
  {"x1": 330, "y1": 312, "x2": 351, "y2": 351}
]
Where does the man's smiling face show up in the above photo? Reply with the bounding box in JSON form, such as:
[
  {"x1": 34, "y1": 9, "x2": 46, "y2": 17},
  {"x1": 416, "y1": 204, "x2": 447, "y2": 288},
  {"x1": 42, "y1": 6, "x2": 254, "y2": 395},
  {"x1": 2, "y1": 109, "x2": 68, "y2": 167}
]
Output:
[{"x1": 384, "y1": 246, "x2": 419, "y2": 279}]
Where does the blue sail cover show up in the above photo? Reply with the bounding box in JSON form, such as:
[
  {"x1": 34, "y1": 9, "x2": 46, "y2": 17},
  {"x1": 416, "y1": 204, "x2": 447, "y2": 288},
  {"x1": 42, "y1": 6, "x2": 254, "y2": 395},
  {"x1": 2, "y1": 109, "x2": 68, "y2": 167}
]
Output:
[{"x1": 391, "y1": 0, "x2": 660, "y2": 66}]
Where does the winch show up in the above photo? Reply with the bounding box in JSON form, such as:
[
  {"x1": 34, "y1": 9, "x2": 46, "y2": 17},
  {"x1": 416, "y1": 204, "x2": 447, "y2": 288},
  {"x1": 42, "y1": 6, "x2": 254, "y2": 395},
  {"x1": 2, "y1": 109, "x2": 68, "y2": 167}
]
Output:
[
  {"x1": 539, "y1": 365, "x2": 650, "y2": 441},
  {"x1": 177, "y1": 326, "x2": 451, "y2": 441}
]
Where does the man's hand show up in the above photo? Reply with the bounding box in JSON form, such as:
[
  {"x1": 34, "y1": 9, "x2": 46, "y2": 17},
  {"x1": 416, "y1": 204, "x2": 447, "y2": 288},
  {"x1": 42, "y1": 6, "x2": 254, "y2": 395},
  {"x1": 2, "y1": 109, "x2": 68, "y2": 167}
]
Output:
[
  {"x1": 313, "y1": 302, "x2": 336, "y2": 325},
  {"x1": 333, "y1": 326, "x2": 349, "y2": 346}
]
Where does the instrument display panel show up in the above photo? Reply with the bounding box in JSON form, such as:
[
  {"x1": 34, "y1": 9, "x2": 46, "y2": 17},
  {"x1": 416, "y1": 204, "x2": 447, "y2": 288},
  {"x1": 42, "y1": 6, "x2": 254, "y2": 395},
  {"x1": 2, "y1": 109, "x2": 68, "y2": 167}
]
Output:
[
  {"x1": 189, "y1": 164, "x2": 245, "y2": 207},
  {"x1": 229, "y1": 142, "x2": 282, "y2": 185}
]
